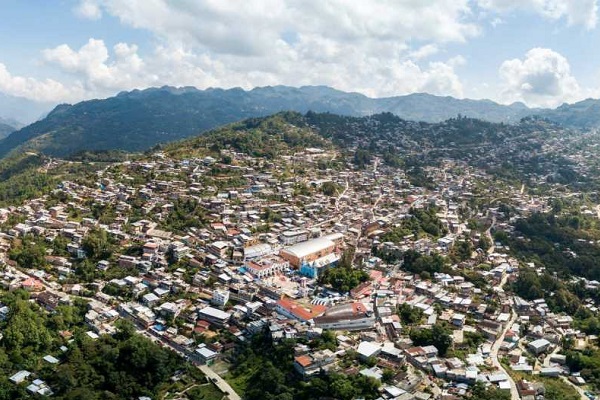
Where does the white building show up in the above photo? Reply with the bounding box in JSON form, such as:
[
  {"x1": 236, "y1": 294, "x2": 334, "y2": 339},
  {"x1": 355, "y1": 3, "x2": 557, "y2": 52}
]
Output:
[{"x1": 212, "y1": 289, "x2": 230, "y2": 307}]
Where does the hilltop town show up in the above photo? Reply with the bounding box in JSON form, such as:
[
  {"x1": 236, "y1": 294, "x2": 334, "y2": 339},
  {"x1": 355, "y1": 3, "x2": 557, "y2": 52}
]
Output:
[{"x1": 0, "y1": 113, "x2": 599, "y2": 400}]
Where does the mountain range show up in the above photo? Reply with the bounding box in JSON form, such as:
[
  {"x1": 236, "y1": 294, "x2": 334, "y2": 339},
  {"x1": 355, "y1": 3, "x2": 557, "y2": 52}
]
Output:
[
  {"x1": 0, "y1": 85, "x2": 599, "y2": 158},
  {"x1": 0, "y1": 117, "x2": 19, "y2": 140},
  {"x1": 0, "y1": 92, "x2": 52, "y2": 125}
]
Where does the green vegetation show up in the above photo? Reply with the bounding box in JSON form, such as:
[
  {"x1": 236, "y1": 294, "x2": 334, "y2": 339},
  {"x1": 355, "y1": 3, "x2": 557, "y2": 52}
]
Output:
[
  {"x1": 0, "y1": 152, "x2": 108, "y2": 207},
  {"x1": 402, "y1": 250, "x2": 448, "y2": 276},
  {"x1": 449, "y1": 236, "x2": 474, "y2": 262},
  {"x1": 566, "y1": 348, "x2": 600, "y2": 390},
  {"x1": 504, "y1": 367, "x2": 581, "y2": 400},
  {"x1": 0, "y1": 291, "x2": 205, "y2": 400},
  {"x1": 318, "y1": 266, "x2": 369, "y2": 293},
  {"x1": 396, "y1": 303, "x2": 424, "y2": 325},
  {"x1": 320, "y1": 181, "x2": 340, "y2": 196},
  {"x1": 164, "y1": 112, "x2": 330, "y2": 160},
  {"x1": 409, "y1": 324, "x2": 453, "y2": 357},
  {"x1": 352, "y1": 149, "x2": 372, "y2": 169},
  {"x1": 227, "y1": 329, "x2": 380, "y2": 400},
  {"x1": 9, "y1": 236, "x2": 48, "y2": 270},
  {"x1": 160, "y1": 198, "x2": 209, "y2": 233},
  {"x1": 510, "y1": 212, "x2": 600, "y2": 280},
  {"x1": 318, "y1": 248, "x2": 369, "y2": 293},
  {"x1": 308, "y1": 330, "x2": 338, "y2": 352},
  {"x1": 381, "y1": 206, "x2": 447, "y2": 242},
  {"x1": 469, "y1": 381, "x2": 511, "y2": 400}
]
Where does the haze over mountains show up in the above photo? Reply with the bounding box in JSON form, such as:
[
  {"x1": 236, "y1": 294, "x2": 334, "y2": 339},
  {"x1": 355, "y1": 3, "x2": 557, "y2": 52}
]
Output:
[
  {"x1": 0, "y1": 85, "x2": 599, "y2": 159},
  {"x1": 0, "y1": 118, "x2": 18, "y2": 140}
]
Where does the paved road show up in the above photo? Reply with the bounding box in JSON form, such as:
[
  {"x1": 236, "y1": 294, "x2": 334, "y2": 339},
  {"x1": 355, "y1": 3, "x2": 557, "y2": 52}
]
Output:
[
  {"x1": 485, "y1": 215, "x2": 497, "y2": 255},
  {"x1": 198, "y1": 365, "x2": 241, "y2": 400},
  {"x1": 543, "y1": 346, "x2": 561, "y2": 368},
  {"x1": 560, "y1": 376, "x2": 587, "y2": 400},
  {"x1": 490, "y1": 310, "x2": 520, "y2": 400}
]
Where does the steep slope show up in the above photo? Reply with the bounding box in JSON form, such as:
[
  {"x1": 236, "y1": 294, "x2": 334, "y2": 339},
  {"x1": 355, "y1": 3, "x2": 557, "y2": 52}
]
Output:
[{"x1": 0, "y1": 85, "x2": 535, "y2": 158}]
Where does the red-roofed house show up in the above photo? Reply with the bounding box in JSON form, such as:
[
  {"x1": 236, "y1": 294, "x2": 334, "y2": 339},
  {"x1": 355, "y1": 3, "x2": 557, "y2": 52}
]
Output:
[
  {"x1": 21, "y1": 278, "x2": 44, "y2": 292},
  {"x1": 275, "y1": 298, "x2": 326, "y2": 323}
]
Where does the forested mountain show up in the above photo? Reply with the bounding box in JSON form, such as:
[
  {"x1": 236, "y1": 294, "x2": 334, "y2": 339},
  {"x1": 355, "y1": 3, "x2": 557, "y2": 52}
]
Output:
[
  {"x1": 534, "y1": 98, "x2": 600, "y2": 129},
  {"x1": 0, "y1": 86, "x2": 537, "y2": 158}
]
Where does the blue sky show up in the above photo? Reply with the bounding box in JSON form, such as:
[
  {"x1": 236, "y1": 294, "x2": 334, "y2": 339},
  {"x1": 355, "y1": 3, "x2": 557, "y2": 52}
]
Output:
[{"x1": 1, "y1": 0, "x2": 599, "y2": 113}]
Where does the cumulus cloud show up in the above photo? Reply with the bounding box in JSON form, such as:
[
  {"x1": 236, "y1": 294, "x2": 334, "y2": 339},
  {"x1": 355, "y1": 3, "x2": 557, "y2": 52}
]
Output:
[
  {"x1": 478, "y1": 0, "x2": 598, "y2": 29},
  {"x1": 0, "y1": 63, "x2": 83, "y2": 103},
  {"x1": 34, "y1": 0, "x2": 481, "y2": 102},
  {"x1": 43, "y1": 39, "x2": 147, "y2": 93},
  {"x1": 499, "y1": 48, "x2": 583, "y2": 107},
  {"x1": 96, "y1": 0, "x2": 479, "y2": 55}
]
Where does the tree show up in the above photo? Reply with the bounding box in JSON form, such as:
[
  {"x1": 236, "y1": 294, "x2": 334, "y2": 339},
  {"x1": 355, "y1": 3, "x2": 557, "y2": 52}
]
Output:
[
  {"x1": 82, "y1": 228, "x2": 113, "y2": 261},
  {"x1": 409, "y1": 324, "x2": 453, "y2": 357},
  {"x1": 470, "y1": 381, "x2": 510, "y2": 400},
  {"x1": 478, "y1": 235, "x2": 491, "y2": 252},
  {"x1": 397, "y1": 303, "x2": 424, "y2": 325},
  {"x1": 353, "y1": 149, "x2": 372, "y2": 169},
  {"x1": 321, "y1": 181, "x2": 338, "y2": 197},
  {"x1": 9, "y1": 237, "x2": 47, "y2": 269},
  {"x1": 450, "y1": 237, "x2": 474, "y2": 262}
]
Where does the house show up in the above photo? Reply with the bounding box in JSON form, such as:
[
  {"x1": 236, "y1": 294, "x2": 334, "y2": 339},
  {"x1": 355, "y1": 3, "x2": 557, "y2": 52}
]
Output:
[
  {"x1": 21, "y1": 277, "x2": 44, "y2": 292},
  {"x1": 245, "y1": 257, "x2": 288, "y2": 279},
  {"x1": 198, "y1": 306, "x2": 231, "y2": 326},
  {"x1": 43, "y1": 355, "x2": 59, "y2": 364},
  {"x1": 211, "y1": 289, "x2": 230, "y2": 307},
  {"x1": 26, "y1": 379, "x2": 53, "y2": 396},
  {"x1": 35, "y1": 292, "x2": 60, "y2": 311},
  {"x1": 194, "y1": 344, "x2": 219, "y2": 365},
  {"x1": 275, "y1": 298, "x2": 326, "y2": 323},
  {"x1": 279, "y1": 235, "x2": 341, "y2": 278},
  {"x1": 293, "y1": 349, "x2": 335, "y2": 377},
  {"x1": 350, "y1": 281, "x2": 373, "y2": 299},
  {"x1": 357, "y1": 341, "x2": 382, "y2": 360},
  {"x1": 313, "y1": 302, "x2": 375, "y2": 331},
  {"x1": 9, "y1": 370, "x2": 31, "y2": 384},
  {"x1": 540, "y1": 367, "x2": 562, "y2": 377},
  {"x1": 451, "y1": 313, "x2": 466, "y2": 327},
  {"x1": 142, "y1": 293, "x2": 159, "y2": 307},
  {"x1": 528, "y1": 338, "x2": 551, "y2": 355},
  {"x1": 97, "y1": 260, "x2": 110, "y2": 271}
]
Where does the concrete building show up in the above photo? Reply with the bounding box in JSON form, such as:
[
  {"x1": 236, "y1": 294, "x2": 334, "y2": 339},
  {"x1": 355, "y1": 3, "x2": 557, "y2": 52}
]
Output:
[
  {"x1": 279, "y1": 235, "x2": 343, "y2": 278},
  {"x1": 198, "y1": 306, "x2": 231, "y2": 326},
  {"x1": 313, "y1": 302, "x2": 375, "y2": 331},
  {"x1": 275, "y1": 297, "x2": 326, "y2": 323},
  {"x1": 528, "y1": 338, "x2": 551, "y2": 355},
  {"x1": 211, "y1": 289, "x2": 230, "y2": 307}
]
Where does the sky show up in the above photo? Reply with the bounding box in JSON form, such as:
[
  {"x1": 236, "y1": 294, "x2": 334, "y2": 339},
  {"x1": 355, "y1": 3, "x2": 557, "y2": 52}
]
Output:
[{"x1": 1, "y1": 0, "x2": 600, "y2": 112}]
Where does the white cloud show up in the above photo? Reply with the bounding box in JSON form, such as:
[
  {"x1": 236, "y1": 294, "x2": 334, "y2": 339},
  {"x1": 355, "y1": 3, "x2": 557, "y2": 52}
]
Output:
[
  {"x1": 43, "y1": 39, "x2": 147, "y2": 93},
  {"x1": 97, "y1": 0, "x2": 479, "y2": 56},
  {"x1": 499, "y1": 48, "x2": 583, "y2": 107},
  {"x1": 478, "y1": 0, "x2": 598, "y2": 29},
  {"x1": 0, "y1": 63, "x2": 83, "y2": 103},
  {"x1": 34, "y1": 0, "x2": 480, "y2": 102},
  {"x1": 74, "y1": 0, "x2": 103, "y2": 20},
  {"x1": 408, "y1": 45, "x2": 439, "y2": 60}
]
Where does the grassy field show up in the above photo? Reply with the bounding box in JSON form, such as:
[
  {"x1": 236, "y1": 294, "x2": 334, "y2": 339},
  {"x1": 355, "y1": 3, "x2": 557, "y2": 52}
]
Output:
[{"x1": 186, "y1": 383, "x2": 225, "y2": 400}]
